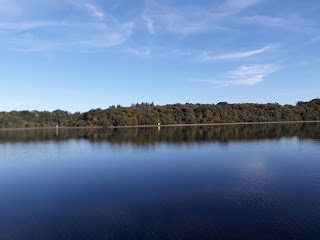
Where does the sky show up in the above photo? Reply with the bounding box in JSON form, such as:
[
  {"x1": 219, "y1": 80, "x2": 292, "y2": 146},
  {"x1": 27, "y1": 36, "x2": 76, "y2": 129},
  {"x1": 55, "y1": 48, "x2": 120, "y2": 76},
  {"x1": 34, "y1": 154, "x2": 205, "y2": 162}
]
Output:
[{"x1": 1, "y1": 0, "x2": 320, "y2": 112}]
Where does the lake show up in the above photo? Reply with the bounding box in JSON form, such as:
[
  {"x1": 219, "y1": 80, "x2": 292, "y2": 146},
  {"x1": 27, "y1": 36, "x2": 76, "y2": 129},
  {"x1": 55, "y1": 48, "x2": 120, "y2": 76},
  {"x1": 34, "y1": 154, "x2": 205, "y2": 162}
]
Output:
[{"x1": 1, "y1": 123, "x2": 320, "y2": 239}]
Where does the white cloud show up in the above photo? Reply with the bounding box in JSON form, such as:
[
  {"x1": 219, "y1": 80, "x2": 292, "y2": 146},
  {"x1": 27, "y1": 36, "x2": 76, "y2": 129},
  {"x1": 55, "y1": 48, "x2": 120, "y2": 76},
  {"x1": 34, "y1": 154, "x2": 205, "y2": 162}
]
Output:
[
  {"x1": 195, "y1": 64, "x2": 278, "y2": 87},
  {"x1": 241, "y1": 14, "x2": 313, "y2": 33},
  {"x1": 78, "y1": 22, "x2": 135, "y2": 48},
  {"x1": 198, "y1": 45, "x2": 272, "y2": 61},
  {"x1": 69, "y1": 0, "x2": 106, "y2": 20},
  {"x1": 0, "y1": 21, "x2": 64, "y2": 30},
  {"x1": 144, "y1": 4, "x2": 231, "y2": 36},
  {"x1": 142, "y1": 0, "x2": 267, "y2": 36},
  {"x1": 142, "y1": 12, "x2": 155, "y2": 34},
  {"x1": 123, "y1": 46, "x2": 151, "y2": 56},
  {"x1": 8, "y1": 21, "x2": 135, "y2": 51},
  {"x1": 142, "y1": 0, "x2": 314, "y2": 39},
  {"x1": 84, "y1": 2, "x2": 105, "y2": 20},
  {"x1": 0, "y1": 1, "x2": 135, "y2": 51},
  {"x1": 165, "y1": 10, "x2": 229, "y2": 35}
]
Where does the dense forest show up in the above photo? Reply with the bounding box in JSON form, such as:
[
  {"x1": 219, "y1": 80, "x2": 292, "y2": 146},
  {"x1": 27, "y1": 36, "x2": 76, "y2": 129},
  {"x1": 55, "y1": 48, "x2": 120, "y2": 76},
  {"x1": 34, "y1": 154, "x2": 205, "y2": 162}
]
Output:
[{"x1": 0, "y1": 99, "x2": 319, "y2": 128}]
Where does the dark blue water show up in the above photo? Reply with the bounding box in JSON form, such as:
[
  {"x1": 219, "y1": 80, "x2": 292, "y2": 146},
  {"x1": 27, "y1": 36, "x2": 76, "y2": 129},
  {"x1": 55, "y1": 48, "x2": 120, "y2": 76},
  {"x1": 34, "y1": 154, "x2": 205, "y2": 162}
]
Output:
[{"x1": 1, "y1": 124, "x2": 320, "y2": 239}]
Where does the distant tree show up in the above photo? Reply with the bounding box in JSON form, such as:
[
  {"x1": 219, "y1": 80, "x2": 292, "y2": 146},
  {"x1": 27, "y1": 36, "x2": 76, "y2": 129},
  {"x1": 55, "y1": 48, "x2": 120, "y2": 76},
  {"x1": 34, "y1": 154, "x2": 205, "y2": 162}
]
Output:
[{"x1": 0, "y1": 99, "x2": 319, "y2": 128}]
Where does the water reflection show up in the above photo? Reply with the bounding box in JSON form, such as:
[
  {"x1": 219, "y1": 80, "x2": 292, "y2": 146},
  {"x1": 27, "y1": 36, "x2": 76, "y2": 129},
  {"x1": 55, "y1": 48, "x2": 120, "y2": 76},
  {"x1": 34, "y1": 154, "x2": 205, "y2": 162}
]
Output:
[
  {"x1": 0, "y1": 123, "x2": 320, "y2": 145},
  {"x1": 0, "y1": 124, "x2": 320, "y2": 239}
]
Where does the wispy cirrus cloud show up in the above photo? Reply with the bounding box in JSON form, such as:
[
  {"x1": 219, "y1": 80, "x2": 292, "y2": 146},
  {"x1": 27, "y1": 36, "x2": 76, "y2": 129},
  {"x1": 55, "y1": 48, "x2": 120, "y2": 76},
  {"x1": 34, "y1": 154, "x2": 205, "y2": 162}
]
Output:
[
  {"x1": 241, "y1": 14, "x2": 313, "y2": 33},
  {"x1": 83, "y1": 2, "x2": 105, "y2": 20},
  {"x1": 142, "y1": 0, "x2": 266, "y2": 36},
  {"x1": 0, "y1": 21, "x2": 65, "y2": 30},
  {"x1": 0, "y1": 0, "x2": 135, "y2": 51},
  {"x1": 150, "y1": 9, "x2": 233, "y2": 36},
  {"x1": 142, "y1": 11, "x2": 155, "y2": 34},
  {"x1": 194, "y1": 64, "x2": 278, "y2": 87},
  {"x1": 9, "y1": 21, "x2": 135, "y2": 51},
  {"x1": 198, "y1": 45, "x2": 272, "y2": 61},
  {"x1": 142, "y1": 4, "x2": 230, "y2": 36},
  {"x1": 77, "y1": 22, "x2": 135, "y2": 48},
  {"x1": 122, "y1": 46, "x2": 151, "y2": 56},
  {"x1": 142, "y1": 0, "x2": 315, "y2": 40}
]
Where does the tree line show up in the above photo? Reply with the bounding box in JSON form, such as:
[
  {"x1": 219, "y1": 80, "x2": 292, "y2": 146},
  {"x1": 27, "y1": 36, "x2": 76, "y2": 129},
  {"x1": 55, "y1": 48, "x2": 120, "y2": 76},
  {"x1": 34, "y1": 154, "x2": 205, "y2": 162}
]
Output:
[{"x1": 0, "y1": 99, "x2": 319, "y2": 128}]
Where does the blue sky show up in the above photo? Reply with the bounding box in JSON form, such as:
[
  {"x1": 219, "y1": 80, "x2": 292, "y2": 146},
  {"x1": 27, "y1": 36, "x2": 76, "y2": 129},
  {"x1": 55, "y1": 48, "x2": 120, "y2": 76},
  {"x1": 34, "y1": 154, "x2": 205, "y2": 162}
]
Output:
[{"x1": 1, "y1": 0, "x2": 320, "y2": 112}]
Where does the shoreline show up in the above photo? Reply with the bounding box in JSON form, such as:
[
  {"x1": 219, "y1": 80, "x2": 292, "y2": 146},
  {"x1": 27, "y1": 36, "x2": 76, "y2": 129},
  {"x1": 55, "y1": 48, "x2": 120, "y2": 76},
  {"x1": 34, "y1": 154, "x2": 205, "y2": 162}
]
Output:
[{"x1": 0, "y1": 120, "x2": 319, "y2": 131}]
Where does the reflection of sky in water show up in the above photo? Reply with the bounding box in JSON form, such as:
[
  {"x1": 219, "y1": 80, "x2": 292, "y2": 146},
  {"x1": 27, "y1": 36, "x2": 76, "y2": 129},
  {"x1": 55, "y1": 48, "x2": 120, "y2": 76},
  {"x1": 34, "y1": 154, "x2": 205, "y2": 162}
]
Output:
[
  {"x1": 0, "y1": 131, "x2": 320, "y2": 239},
  {"x1": 242, "y1": 156, "x2": 268, "y2": 178},
  {"x1": 0, "y1": 137, "x2": 318, "y2": 183}
]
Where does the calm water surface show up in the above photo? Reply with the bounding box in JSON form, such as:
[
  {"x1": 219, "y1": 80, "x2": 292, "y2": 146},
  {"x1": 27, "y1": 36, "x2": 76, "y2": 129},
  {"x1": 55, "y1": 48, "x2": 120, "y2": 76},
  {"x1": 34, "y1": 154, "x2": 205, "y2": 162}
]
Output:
[{"x1": 1, "y1": 123, "x2": 320, "y2": 239}]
